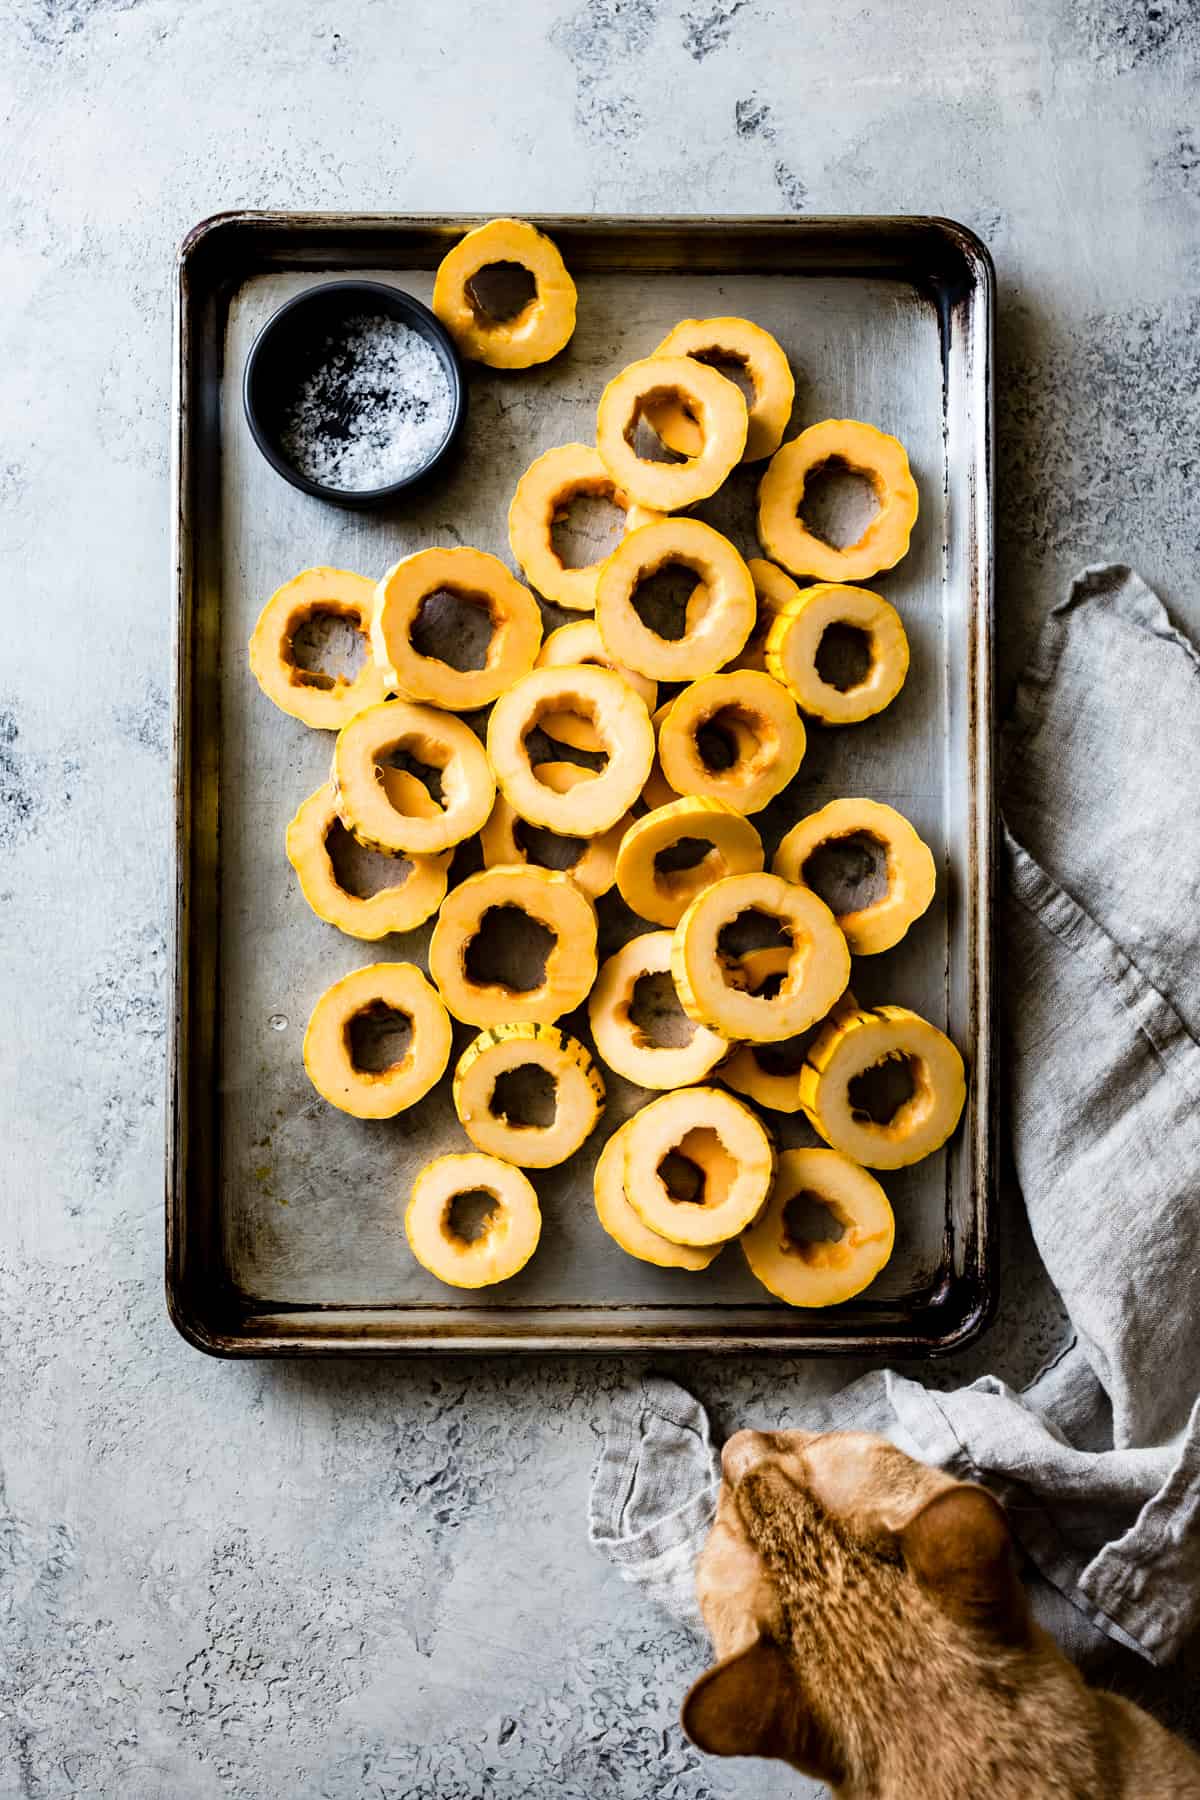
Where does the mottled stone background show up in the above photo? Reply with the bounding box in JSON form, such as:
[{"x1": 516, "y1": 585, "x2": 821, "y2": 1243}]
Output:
[{"x1": 2, "y1": 0, "x2": 1198, "y2": 1795}]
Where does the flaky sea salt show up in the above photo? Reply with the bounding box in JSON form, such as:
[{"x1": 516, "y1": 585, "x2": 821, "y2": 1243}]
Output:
[{"x1": 279, "y1": 313, "x2": 455, "y2": 492}]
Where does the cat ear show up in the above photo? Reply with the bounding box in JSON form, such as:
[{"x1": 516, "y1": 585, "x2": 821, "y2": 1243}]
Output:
[
  {"x1": 681, "y1": 1638, "x2": 837, "y2": 1776},
  {"x1": 900, "y1": 1483, "x2": 1031, "y2": 1645}
]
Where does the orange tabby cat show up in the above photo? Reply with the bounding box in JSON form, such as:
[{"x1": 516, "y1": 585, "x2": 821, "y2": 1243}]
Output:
[{"x1": 684, "y1": 1429, "x2": 1200, "y2": 1798}]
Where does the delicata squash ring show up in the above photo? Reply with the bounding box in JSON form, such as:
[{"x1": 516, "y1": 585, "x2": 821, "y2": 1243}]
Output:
[
  {"x1": 622, "y1": 1086, "x2": 775, "y2": 1247},
  {"x1": 487, "y1": 665, "x2": 654, "y2": 836},
  {"x1": 615, "y1": 796, "x2": 763, "y2": 928},
  {"x1": 536, "y1": 620, "x2": 657, "y2": 750},
  {"x1": 428, "y1": 865, "x2": 597, "y2": 1027},
  {"x1": 773, "y1": 798, "x2": 936, "y2": 955},
  {"x1": 657, "y1": 670, "x2": 806, "y2": 815},
  {"x1": 588, "y1": 931, "x2": 728, "y2": 1090},
  {"x1": 642, "y1": 317, "x2": 795, "y2": 463},
  {"x1": 431, "y1": 217, "x2": 577, "y2": 369},
  {"x1": 758, "y1": 419, "x2": 919, "y2": 582},
  {"x1": 480, "y1": 761, "x2": 630, "y2": 899},
  {"x1": 593, "y1": 1120, "x2": 721, "y2": 1271},
  {"x1": 371, "y1": 546, "x2": 541, "y2": 712},
  {"x1": 596, "y1": 355, "x2": 748, "y2": 511},
  {"x1": 765, "y1": 583, "x2": 909, "y2": 724},
  {"x1": 719, "y1": 948, "x2": 857, "y2": 1114},
  {"x1": 509, "y1": 445, "x2": 644, "y2": 613},
  {"x1": 334, "y1": 699, "x2": 495, "y2": 855},
  {"x1": 302, "y1": 962, "x2": 452, "y2": 1119},
  {"x1": 798, "y1": 1003, "x2": 967, "y2": 1170},
  {"x1": 641, "y1": 701, "x2": 680, "y2": 812},
  {"x1": 672, "y1": 871, "x2": 850, "y2": 1043},
  {"x1": 728, "y1": 558, "x2": 803, "y2": 673},
  {"x1": 452, "y1": 1023, "x2": 604, "y2": 1169},
  {"x1": 248, "y1": 567, "x2": 389, "y2": 729},
  {"x1": 286, "y1": 775, "x2": 450, "y2": 940},
  {"x1": 405, "y1": 1153, "x2": 541, "y2": 1289},
  {"x1": 741, "y1": 1148, "x2": 895, "y2": 1307},
  {"x1": 595, "y1": 519, "x2": 755, "y2": 682}
]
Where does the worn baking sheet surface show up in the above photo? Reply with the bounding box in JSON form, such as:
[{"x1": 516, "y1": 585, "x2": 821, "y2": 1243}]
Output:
[{"x1": 173, "y1": 217, "x2": 993, "y2": 1353}]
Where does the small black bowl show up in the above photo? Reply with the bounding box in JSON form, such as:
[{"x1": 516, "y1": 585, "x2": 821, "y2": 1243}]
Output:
[{"x1": 242, "y1": 279, "x2": 466, "y2": 509}]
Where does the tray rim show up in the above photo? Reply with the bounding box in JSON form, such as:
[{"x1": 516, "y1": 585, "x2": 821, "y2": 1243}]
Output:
[{"x1": 168, "y1": 209, "x2": 997, "y2": 1359}]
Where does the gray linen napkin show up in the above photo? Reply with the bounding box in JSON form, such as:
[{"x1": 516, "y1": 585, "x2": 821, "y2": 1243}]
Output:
[{"x1": 589, "y1": 565, "x2": 1200, "y2": 1667}]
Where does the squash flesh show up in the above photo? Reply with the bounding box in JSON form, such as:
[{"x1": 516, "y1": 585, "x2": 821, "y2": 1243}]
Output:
[
  {"x1": 588, "y1": 931, "x2": 728, "y2": 1089},
  {"x1": 765, "y1": 582, "x2": 909, "y2": 724},
  {"x1": 595, "y1": 518, "x2": 755, "y2": 682},
  {"x1": 428, "y1": 865, "x2": 598, "y2": 1027},
  {"x1": 757, "y1": 419, "x2": 918, "y2": 582},
  {"x1": 642, "y1": 317, "x2": 794, "y2": 463},
  {"x1": 302, "y1": 962, "x2": 452, "y2": 1119},
  {"x1": 452, "y1": 1023, "x2": 604, "y2": 1168},
  {"x1": 287, "y1": 776, "x2": 450, "y2": 939},
  {"x1": 798, "y1": 1003, "x2": 966, "y2": 1170},
  {"x1": 596, "y1": 355, "x2": 748, "y2": 511},
  {"x1": 773, "y1": 797, "x2": 935, "y2": 954},
  {"x1": 487, "y1": 664, "x2": 654, "y2": 836},
  {"x1": 405, "y1": 1152, "x2": 542, "y2": 1287},
  {"x1": 593, "y1": 1121, "x2": 720, "y2": 1270},
  {"x1": 621, "y1": 1086, "x2": 775, "y2": 1247},
  {"x1": 615, "y1": 796, "x2": 763, "y2": 928},
  {"x1": 371, "y1": 545, "x2": 542, "y2": 712},
  {"x1": 741, "y1": 1147, "x2": 895, "y2": 1306},
  {"x1": 333, "y1": 698, "x2": 495, "y2": 855},
  {"x1": 657, "y1": 670, "x2": 806, "y2": 815},
  {"x1": 536, "y1": 619, "x2": 656, "y2": 750},
  {"x1": 718, "y1": 948, "x2": 858, "y2": 1113},
  {"x1": 432, "y1": 218, "x2": 576, "y2": 369},
  {"x1": 509, "y1": 444, "x2": 638, "y2": 612},
  {"x1": 248, "y1": 566, "x2": 389, "y2": 729},
  {"x1": 480, "y1": 760, "x2": 630, "y2": 899}
]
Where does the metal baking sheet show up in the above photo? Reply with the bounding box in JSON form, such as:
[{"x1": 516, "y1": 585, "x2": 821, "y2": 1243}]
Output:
[{"x1": 169, "y1": 213, "x2": 994, "y2": 1355}]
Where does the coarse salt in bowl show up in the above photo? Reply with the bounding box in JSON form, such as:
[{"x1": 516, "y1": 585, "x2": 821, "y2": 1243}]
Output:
[{"x1": 242, "y1": 280, "x2": 466, "y2": 509}]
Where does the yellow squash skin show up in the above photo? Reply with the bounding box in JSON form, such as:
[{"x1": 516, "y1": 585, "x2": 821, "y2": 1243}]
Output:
[
  {"x1": 765, "y1": 582, "x2": 910, "y2": 725},
  {"x1": 621, "y1": 1086, "x2": 776, "y2": 1247},
  {"x1": 588, "y1": 931, "x2": 729, "y2": 1089},
  {"x1": 741, "y1": 1147, "x2": 895, "y2": 1306},
  {"x1": 798, "y1": 1003, "x2": 967, "y2": 1170},
  {"x1": 536, "y1": 620, "x2": 657, "y2": 750},
  {"x1": 642, "y1": 317, "x2": 794, "y2": 463},
  {"x1": 487, "y1": 664, "x2": 654, "y2": 836},
  {"x1": 480, "y1": 760, "x2": 631, "y2": 899},
  {"x1": 773, "y1": 797, "x2": 936, "y2": 955},
  {"x1": 432, "y1": 218, "x2": 576, "y2": 369},
  {"x1": 758, "y1": 419, "x2": 919, "y2": 582},
  {"x1": 452, "y1": 1022, "x2": 604, "y2": 1168},
  {"x1": 302, "y1": 962, "x2": 452, "y2": 1120},
  {"x1": 286, "y1": 776, "x2": 450, "y2": 940},
  {"x1": 672, "y1": 870, "x2": 850, "y2": 1043},
  {"x1": 509, "y1": 444, "x2": 641, "y2": 612},
  {"x1": 657, "y1": 670, "x2": 806, "y2": 815},
  {"x1": 718, "y1": 948, "x2": 858, "y2": 1114},
  {"x1": 615, "y1": 796, "x2": 764, "y2": 928},
  {"x1": 405, "y1": 1152, "x2": 542, "y2": 1288},
  {"x1": 596, "y1": 355, "x2": 748, "y2": 511},
  {"x1": 595, "y1": 518, "x2": 755, "y2": 682},
  {"x1": 428, "y1": 864, "x2": 598, "y2": 1028},
  {"x1": 593, "y1": 1120, "x2": 721, "y2": 1270},
  {"x1": 248, "y1": 567, "x2": 389, "y2": 729},
  {"x1": 333, "y1": 698, "x2": 495, "y2": 856},
  {"x1": 371, "y1": 546, "x2": 542, "y2": 712}
]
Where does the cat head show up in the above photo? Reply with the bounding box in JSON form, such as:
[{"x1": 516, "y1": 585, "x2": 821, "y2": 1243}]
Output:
[{"x1": 683, "y1": 1428, "x2": 1031, "y2": 1779}]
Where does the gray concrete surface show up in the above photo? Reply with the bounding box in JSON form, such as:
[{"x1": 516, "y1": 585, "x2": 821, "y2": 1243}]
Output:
[{"x1": 2, "y1": 1, "x2": 1198, "y2": 1794}]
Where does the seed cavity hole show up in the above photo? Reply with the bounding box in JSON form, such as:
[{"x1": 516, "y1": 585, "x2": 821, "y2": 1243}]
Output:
[
  {"x1": 327, "y1": 820, "x2": 415, "y2": 899},
  {"x1": 289, "y1": 608, "x2": 367, "y2": 689},
  {"x1": 653, "y1": 835, "x2": 714, "y2": 876},
  {"x1": 512, "y1": 817, "x2": 587, "y2": 873},
  {"x1": 717, "y1": 907, "x2": 792, "y2": 961},
  {"x1": 803, "y1": 832, "x2": 889, "y2": 914},
  {"x1": 465, "y1": 905, "x2": 555, "y2": 993},
  {"x1": 657, "y1": 1150, "x2": 705, "y2": 1204},
  {"x1": 409, "y1": 587, "x2": 495, "y2": 674},
  {"x1": 799, "y1": 457, "x2": 881, "y2": 550},
  {"x1": 551, "y1": 492, "x2": 627, "y2": 569},
  {"x1": 629, "y1": 970, "x2": 696, "y2": 1049},
  {"x1": 466, "y1": 261, "x2": 537, "y2": 324},
  {"x1": 347, "y1": 1002, "x2": 412, "y2": 1075},
  {"x1": 527, "y1": 727, "x2": 609, "y2": 774},
  {"x1": 448, "y1": 1187, "x2": 501, "y2": 1244},
  {"x1": 848, "y1": 1052, "x2": 917, "y2": 1126},
  {"x1": 782, "y1": 1190, "x2": 847, "y2": 1265},
  {"x1": 632, "y1": 562, "x2": 704, "y2": 641},
  {"x1": 490, "y1": 1062, "x2": 558, "y2": 1130},
  {"x1": 629, "y1": 395, "x2": 692, "y2": 465},
  {"x1": 378, "y1": 745, "x2": 446, "y2": 809},
  {"x1": 660, "y1": 1126, "x2": 738, "y2": 1208},
  {"x1": 815, "y1": 623, "x2": 873, "y2": 693},
  {"x1": 690, "y1": 350, "x2": 756, "y2": 409}
]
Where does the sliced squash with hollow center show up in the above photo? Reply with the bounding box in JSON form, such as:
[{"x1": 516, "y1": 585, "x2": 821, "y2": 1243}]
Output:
[
  {"x1": 758, "y1": 419, "x2": 919, "y2": 582},
  {"x1": 432, "y1": 218, "x2": 576, "y2": 368},
  {"x1": 596, "y1": 354, "x2": 748, "y2": 511},
  {"x1": 287, "y1": 775, "x2": 450, "y2": 940},
  {"x1": 622, "y1": 1086, "x2": 775, "y2": 1247},
  {"x1": 727, "y1": 558, "x2": 803, "y2": 673},
  {"x1": 302, "y1": 962, "x2": 451, "y2": 1119},
  {"x1": 334, "y1": 698, "x2": 495, "y2": 855},
  {"x1": 536, "y1": 619, "x2": 657, "y2": 750},
  {"x1": 248, "y1": 567, "x2": 389, "y2": 729},
  {"x1": 588, "y1": 931, "x2": 728, "y2": 1089},
  {"x1": 405, "y1": 1152, "x2": 542, "y2": 1288},
  {"x1": 480, "y1": 760, "x2": 630, "y2": 899},
  {"x1": 615, "y1": 796, "x2": 763, "y2": 927},
  {"x1": 719, "y1": 947, "x2": 858, "y2": 1114},
  {"x1": 596, "y1": 518, "x2": 755, "y2": 682},
  {"x1": 452, "y1": 1022, "x2": 604, "y2": 1168},
  {"x1": 593, "y1": 1120, "x2": 721, "y2": 1270},
  {"x1": 509, "y1": 443, "x2": 642, "y2": 612},
  {"x1": 798, "y1": 1003, "x2": 966, "y2": 1170},
  {"x1": 428, "y1": 864, "x2": 597, "y2": 1027},
  {"x1": 641, "y1": 701, "x2": 681, "y2": 812},
  {"x1": 741, "y1": 1147, "x2": 895, "y2": 1306},
  {"x1": 658, "y1": 670, "x2": 805, "y2": 815},
  {"x1": 642, "y1": 317, "x2": 794, "y2": 463},
  {"x1": 672, "y1": 870, "x2": 850, "y2": 1043},
  {"x1": 765, "y1": 582, "x2": 909, "y2": 725},
  {"x1": 371, "y1": 545, "x2": 541, "y2": 712},
  {"x1": 773, "y1": 797, "x2": 935, "y2": 955},
  {"x1": 487, "y1": 664, "x2": 653, "y2": 836}
]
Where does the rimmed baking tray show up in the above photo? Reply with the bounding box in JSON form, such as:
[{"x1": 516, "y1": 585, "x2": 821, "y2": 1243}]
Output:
[{"x1": 169, "y1": 212, "x2": 994, "y2": 1356}]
